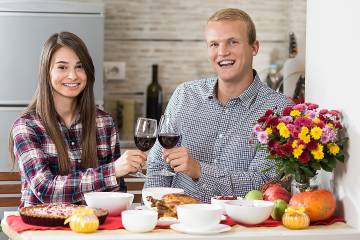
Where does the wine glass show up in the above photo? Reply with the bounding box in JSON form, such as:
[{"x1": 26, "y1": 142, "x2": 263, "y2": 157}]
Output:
[
  {"x1": 154, "y1": 114, "x2": 181, "y2": 176},
  {"x1": 130, "y1": 117, "x2": 157, "y2": 178}
]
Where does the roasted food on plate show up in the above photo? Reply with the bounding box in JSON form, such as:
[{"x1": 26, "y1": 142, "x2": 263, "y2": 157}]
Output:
[{"x1": 146, "y1": 193, "x2": 200, "y2": 218}]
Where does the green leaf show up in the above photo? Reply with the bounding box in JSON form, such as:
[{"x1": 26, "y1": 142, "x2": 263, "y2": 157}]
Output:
[
  {"x1": 256, "y1": 144, "x2": 268, "y2": 151},
  {"x1": 294, "y1": 171, "x2": 300, "y2": 183},
  {"x1": 310, "y1": 161, "x2": 321, "y2": 170},
  {"x1": 284, "y1": 165, "x2": 295, "y2": 174},
  {"x1": 327, "y1": 157, "x2": 337, "y2": 168},
  {"x1": 337, "y1": 153, "x2": 345, "y2": 162},
  {"x1": 320, "y1": 161, "x2": 333, "y2": 172},
  {"x1": 299, "y1": 165, "x2": 316, "y2": 177},
  {"x1": 267, "y1": 155, "x2": 276, "y2": 160}
]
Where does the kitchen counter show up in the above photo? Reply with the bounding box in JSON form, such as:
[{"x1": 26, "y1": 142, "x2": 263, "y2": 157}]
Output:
[{"x1": 120, "y1": 140, "x2": 136, "y2": 149}]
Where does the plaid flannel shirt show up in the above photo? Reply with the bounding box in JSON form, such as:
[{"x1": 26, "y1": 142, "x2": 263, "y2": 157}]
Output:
[
  {"x1": 144, "y1": 70, "x2": 294, "y2": 203},
  {"x1": 12, "y1": 108, "x2": 126, "y2": 207}
]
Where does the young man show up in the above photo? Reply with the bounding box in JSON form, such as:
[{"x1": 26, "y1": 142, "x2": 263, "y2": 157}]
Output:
[{"x1": 144, "y1": 8, "x2": 293, "y2": 203}]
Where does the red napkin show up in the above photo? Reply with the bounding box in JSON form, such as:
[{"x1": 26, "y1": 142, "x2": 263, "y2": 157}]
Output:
[
  {"x1": 6, "y1": 215, "x2": 123, "y2": 233},
  {"x1": 222, "y1": 215, "x2": 345, "y2": 228},
  {"x1": 6, "y1": 215, "x2": 178, "y2": 233}
]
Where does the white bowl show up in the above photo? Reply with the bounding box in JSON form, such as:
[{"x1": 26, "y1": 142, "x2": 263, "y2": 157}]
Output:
[
  {"x1": 122, "y1": 210, "x2": 158, "y2": 233},
  {"x1": 211, "y1": 196, "x2": 243, "y2": 214},
  {"x1": 142, "y1": 187, "x2": 184, "y2": 207},
  {"x1": 84, "y1": 192, "x2": 134, "y2": 216},
  {"x1": 176, "y1": 204, "x2": 223, "y2": 229},
  {"x1": 224, "y1": 199, "x2": 274, "y2": 225}
]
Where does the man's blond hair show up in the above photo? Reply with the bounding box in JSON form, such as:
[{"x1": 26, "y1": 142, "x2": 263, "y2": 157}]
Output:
[{"x1": 208, "y1": 8, "x2": 256, "y2": 44}]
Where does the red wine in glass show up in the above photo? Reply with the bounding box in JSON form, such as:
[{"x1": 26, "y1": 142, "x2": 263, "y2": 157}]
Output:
[
  {"x1": 158, "y1": 133, "x2": 181, "y2": 149},
  {"x1": 130, "y1": 117, "x2": 157, "y2": 178},
  {"x1": 154, "y1": 115, "x2": 181, "y2": 176},
  {"x1": 134, "y1": 136, "x2": 157, "y2": 151}
]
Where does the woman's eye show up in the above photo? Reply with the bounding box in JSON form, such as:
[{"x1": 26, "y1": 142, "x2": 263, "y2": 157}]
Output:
[
  {"x1": 57, "y1": 65, "x2": 66, "y2": 70},
  {"x1": 76, "y1": 65, "x2": 83, "y2": 69}
]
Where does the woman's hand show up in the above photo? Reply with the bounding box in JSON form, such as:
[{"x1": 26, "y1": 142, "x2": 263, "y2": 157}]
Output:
[{"x1": 114, "y1": 150, "x2": 147, "y2": 177}]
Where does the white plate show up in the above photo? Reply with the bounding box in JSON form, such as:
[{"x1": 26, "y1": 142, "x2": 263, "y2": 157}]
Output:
[
  {"x1": 135, "y1": 205, "x2": 154, "y2": 211},
  {"x1": 170, "y1": 223, "x2": 231, "y2": 235},
  {"x1": 157, "y1": 217, "x2": 179, "y2": 227}
]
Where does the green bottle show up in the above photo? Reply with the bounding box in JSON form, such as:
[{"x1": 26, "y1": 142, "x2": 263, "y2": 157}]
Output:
[{"x1": 146, "y1": 64, "x2": 163, "y2": 122}]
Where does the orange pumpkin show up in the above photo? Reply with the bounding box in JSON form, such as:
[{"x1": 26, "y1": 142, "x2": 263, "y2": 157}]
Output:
[{"x1": 289, "y1": 189, "x2": 336, "y2": 222}]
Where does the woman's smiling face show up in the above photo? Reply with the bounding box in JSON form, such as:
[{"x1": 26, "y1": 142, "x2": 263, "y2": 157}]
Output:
[{"x1": 49, "y1": 46, "x2": 87, "y2": 104}]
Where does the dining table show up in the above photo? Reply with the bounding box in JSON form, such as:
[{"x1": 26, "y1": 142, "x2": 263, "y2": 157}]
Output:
[{"x1": 2, "y1": 210, "x2": 360, "y2": 240}]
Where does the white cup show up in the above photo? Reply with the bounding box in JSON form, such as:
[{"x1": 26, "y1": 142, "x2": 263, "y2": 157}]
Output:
[
  {"x1": 176, "y1": 204, "x2": 222, "y2": 229},
  {"x1": 122, "y1": 210, "x2": 158, "y2": 233}
]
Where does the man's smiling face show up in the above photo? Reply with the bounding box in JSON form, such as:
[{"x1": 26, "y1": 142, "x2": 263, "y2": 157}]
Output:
[{"x1": 206, "y1": 20, "x2": 258, "y2": 84}]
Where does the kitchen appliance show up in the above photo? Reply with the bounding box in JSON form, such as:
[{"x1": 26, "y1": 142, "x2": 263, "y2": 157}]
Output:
[{"x1": 0, "y1": 1, "x2": 104, "y2": 173}]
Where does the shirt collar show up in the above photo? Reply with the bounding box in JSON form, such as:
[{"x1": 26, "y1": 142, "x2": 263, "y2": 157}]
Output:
[
  {"x1": 56, "y1": 110, "x2": 81, "y2": 129},
  {"x1": 203, "y1": 75, "x2": 218, "y2": 100},
  {"x1": 205, "y1": 69, "x2": 261, "y2": 109}
]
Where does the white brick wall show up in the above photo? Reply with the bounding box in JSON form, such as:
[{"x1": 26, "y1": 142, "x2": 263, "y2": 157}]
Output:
[{"x1": 66, "y1": 0, "x2": 306, "y2": 109}]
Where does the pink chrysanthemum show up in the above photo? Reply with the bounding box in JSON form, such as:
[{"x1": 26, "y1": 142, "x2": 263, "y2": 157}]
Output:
[{"x1": 257, "y1": 131, "x2": 269, "y2": 144}]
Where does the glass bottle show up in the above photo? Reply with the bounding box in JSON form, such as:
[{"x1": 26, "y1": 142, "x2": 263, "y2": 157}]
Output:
[{"x1": 146, "y1": 64, "x2": 163, "y2": 123}]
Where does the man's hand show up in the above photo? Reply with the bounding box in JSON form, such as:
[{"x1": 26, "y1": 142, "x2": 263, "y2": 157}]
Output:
[{"x1": 162, "y1": 146, "x2": 201, "y2": 179}]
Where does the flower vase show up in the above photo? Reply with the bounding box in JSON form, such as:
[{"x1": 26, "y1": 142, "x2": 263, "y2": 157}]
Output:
[{"x1": 291, "y1": 176, "x2": 314, "y2": 194}]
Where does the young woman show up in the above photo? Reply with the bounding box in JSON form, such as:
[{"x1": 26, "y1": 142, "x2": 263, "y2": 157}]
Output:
[{"x1": 9, "y1": 32, "x2": 146, "y2": 207}]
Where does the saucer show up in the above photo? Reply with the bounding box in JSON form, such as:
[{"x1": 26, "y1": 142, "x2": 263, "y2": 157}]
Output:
[
  {"x1": 170, "y1": 223, "x2": 231, "y2": 235},
  {"x1": 157, "y1": 217, "x2": 179, "y2": 227}
]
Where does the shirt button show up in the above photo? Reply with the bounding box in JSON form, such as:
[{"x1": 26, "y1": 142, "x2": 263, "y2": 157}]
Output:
[{"x1": 71, "y1": 142, "x2": 75, "y2": 146}]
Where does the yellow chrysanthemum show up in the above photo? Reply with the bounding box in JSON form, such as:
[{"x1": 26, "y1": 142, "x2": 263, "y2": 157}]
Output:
[
  {"x1": 276, "y1": 122, "x2": 286, "y2": 130},
  {"x1": 327, "y1": 143, "x2": 340, "y2": 155},
  {"x1": 290, "y1": 110, "x2": 301, "y2": 117},
  {"x1": 317, "y1": 144, "x2": 324, "y2": 152},
  {"x1": 298, "y1": 144, "x2": 305, "y2": 150},
  {"x1": 292, "y1": 140, "x2": 298, "y2": 148},
  {"x1": 313, "y1": 118, "x2": 320, "y2": 124},
  {"x1": 293, "y1": 148, "x2": 303, "y2": 159},
  {"x1": 265, "y1": 127, "x2": 272, "y2": 135},
  {"x1": 310, "y1": 127, "x2": 322, "y2": 140},
  {"x1": 279, "y1": 127, "x2": 290, "y2": 138},
  {"x1": 300, "y1": 127, "x2": 309, "y2": 135},
  {"x1": 311, "y1": 144, "x2": 324, "y2": 160},
  {"x1": 299, "y1": 134, "x2": 311, "y2": 144},
  {"x1": 312, "y1": 150, "x2": 324, "y2": 160}
]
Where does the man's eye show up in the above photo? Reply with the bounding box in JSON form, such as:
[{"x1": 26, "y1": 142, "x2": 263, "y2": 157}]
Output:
[
  {"x1": 209, "y1": 42, "x2": 218, "y2": 48},
  {"x1": 230, "y1": 40, "x2": 239, "y2": 45}
]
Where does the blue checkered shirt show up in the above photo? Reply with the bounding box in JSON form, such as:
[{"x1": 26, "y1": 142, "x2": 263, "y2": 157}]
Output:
[{"x1": 144, "y1": 70, "x2": 294, "y2": 203}]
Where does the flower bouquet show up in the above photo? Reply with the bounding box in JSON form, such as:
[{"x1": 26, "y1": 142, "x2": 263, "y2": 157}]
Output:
[{"x1": 253, "y1": 103, "x2": 346, "y2": 188}]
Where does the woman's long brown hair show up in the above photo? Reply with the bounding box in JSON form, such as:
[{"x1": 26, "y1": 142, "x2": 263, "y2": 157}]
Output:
[{"x1": 9, "y1": 32, "x2": 98, "y2": 175}]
